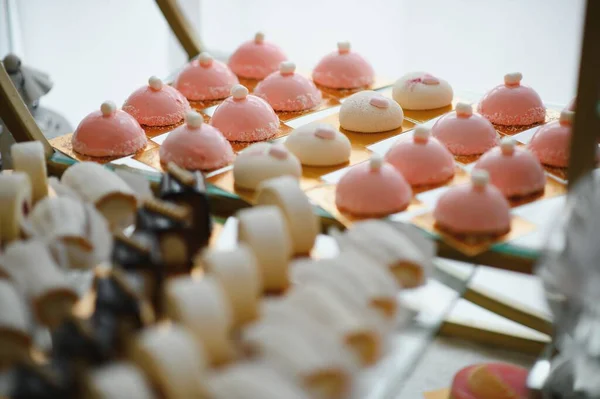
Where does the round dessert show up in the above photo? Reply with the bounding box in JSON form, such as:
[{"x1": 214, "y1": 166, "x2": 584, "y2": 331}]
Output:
[
  {"x1": 474, "y1": 137, "x2": 546, "y2": 199},
  {"x1": 72, "y1": 101, "x2": 147, "y2": 157},
  {"x1": 335, "y1": 155, "x2": 412, "y2": 217},
  {"x1": 434, "y1": 170, "x2": 511, "y2": 237},
  {"x1": 385, "y1": 125, "x2": 455, "y2": 186},
  {"x1": 159, "y1": 111, "x2": 234, "y2": 171},
  {"x1": 339, "y1": 91, "x2": 404, "y2": 133},
  {"x1": 450, "y1": 363, "x2": 528, "y2": 399},
  {"x1": 284, "y1": 122, "x2": 351, "y2": 166},
  {"x1": 228, "y1": 32, "x2": 287, "y2": 80},
  {"x1": 122, "y1": 76, "x2": 190, "y2": 127},
  {"x1": 173, "y1": 52, "x2": 239, "y2": 102},
  {"x1": 254, "y1": 62, "x2": 322, "y2": 112},
  {"x1": 233, "y1": 143, "x2": 302, "y2": 190},
  {"x1": 527, "y1": 110, "x2": 573, "y2": 168},
  {"x1": 210, "y1": 85, "x2": 280, "y2": 142},
  {"x1": 431, "y1": 102, "x2": 498, "y2": 155},
  {"x1": 392, "y1": 71, "x2": 453, "y2": 110},
  {"x1": 477, "y1": 72, "x2": 545, "y2": 126},
  {"x1": 312, "y1": 41, "x2": 375, "y2": 90}
]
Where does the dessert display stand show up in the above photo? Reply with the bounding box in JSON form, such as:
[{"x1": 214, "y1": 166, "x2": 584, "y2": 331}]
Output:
[{"x1": 0, "y1": 0, "x2": 598, "y2": 397}]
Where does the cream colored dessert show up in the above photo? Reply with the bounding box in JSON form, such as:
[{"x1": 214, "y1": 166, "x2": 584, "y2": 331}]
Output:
[
  {"x1": 339, "y1": 91, "x2": 404, "y2": 133},
  {"x1": 284, "y1": 122, "x2": 351, "y2": 166},
  {"x1": 233, "y1": 143, "x2": 302, "y2": 190},
  {"x1": 0, "y1": 172, "x2": 32, "y2": 243},
  {"x1": 392, "y1": 71, "x2": 453, "y2": 110},
  {"x1": 11, "y1": 141, "x2": 48, "y2": 204},
  {"x1": 85, "y1": 362, "x2": 155, "y2": 399}
]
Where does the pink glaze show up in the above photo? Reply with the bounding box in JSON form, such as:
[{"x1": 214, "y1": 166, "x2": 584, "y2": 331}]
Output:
[
  {"x1": 431, "y1": 106, "x2": 498, "y2": 155},
  {"x1": 527, "y1": 118, "x2": 572, "y2": 168},
  {"x1": 385, "y1": 128, "x2": 455, "y2": 186},
  {"x1": 72, "y1": 102, "x2": 147, "y2": 157},
  {"x1": 228, "y1": 33, "x2": 287, "y2": 80},
  {"x1": 434, "y1": 172, "x2": 511, "y2": 235},
  {"x1": 477, "y1": 73, "x2": 545, "y2": 126},
  {"x1": 123, "y1": 78, "x2": 190, "y2": 127},
  {"x1": 474, "y1": 140, "x2": 546, "y2": 198},
  {"x1": 159, "y1": 113, "x2": 234, "y2": 171},
  {"x1": 210, "y1": 85, "x2": 280, "y2": 142},
  {"x1": 312, "y1": 42, "x2": 375, "y2": 89},
  {"x1": 174, "y1": 56, "x2": 239, "y2": 101},
  {"x1": 254, "y1": 63, "x2": 322, "y2": 111},
  {"x1": 450, "y1": 363, "x2": 528, "y2": 399},
  {"x1": 335, "y1": 157, "x2": 412, "y2": 217}
]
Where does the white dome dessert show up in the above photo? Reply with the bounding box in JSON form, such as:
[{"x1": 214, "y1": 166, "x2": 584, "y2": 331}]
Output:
[{"x1": 284, "y1": 122, "x2": 351, "y2": 166}]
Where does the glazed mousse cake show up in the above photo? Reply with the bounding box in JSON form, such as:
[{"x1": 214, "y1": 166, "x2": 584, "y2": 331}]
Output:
[
  {"x1": 312, "y1": 41, "x2": 375, "y2": 90},
  {"x1": 228, "y1": 32, "x2": 287, "y2": 81}
]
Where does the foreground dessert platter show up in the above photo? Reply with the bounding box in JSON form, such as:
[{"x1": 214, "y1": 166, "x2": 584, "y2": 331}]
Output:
[
  {"x1": 312, "y1": 41, "x2": 375, "y2": 90},
  {"x1": 122, "y1": 76, "x2": 191, "y2": 128},
  {"x1": 392, "y1": 71, "x2": 453, "y2": 110}
]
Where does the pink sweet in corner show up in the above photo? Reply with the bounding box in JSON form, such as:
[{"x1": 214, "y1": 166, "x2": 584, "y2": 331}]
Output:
[
  {"x1": 72, "y1": 101, "x2": 147, "y2": 157},
  {"x1": 159, "y1": 111, "x2": 234, "y2": 171},
  {"x1": 431, "y1": 102, "x2": 498, "y2": 155},
  {"x1": 174, "y1": 52, "x2": 239, "y2": 101},
  {"x1": 474, "y1": 137, "x2": 546, "y2": 198},
  {"x1": 210, "y1": 84, "x2": 280, "y2": 142},
  {"x1": 477, "y1": 72, "x2": 546, "y2": 126},
  {"x1": 312, "y1": 41, "x2": 375, "y2": 89},
  {"x1": 228, "y1": 32, "x2": 287, "y2": 80},
  {"x1": 123, "y1": 76, "x2": 190, "y2": 127},
  {"x1": 335, "y1": 155, "x2": 412, "y2": 218},
  {"x1": 385, "y1": 125, "x2": 455, "y2": 186},
  {"x1": 254, "y1": 61, "x2": 322, "y2": 112}
]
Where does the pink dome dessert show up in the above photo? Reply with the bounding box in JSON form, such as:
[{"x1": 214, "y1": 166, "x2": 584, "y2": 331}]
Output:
[
  {"x1": 335, "y1": 155, "x2": 413, "y2": 218},
  {"x1": 72, "y1": 101, "x2": 147, "y2": 157},
  {"x1": 434, "y1": 170, "x2": 511, "y2": 236},
  {"x1": 385, "y1": 125, "x2": 455, "y2": 187},
  {"x1": 228, "y1": 32, "x2": 287, "y2": 80},
  {"x1": 527, "y1": 110, "x2": 573, "y2": 168},
  {"x1": 450, "y1": 363, "x2": 528, "y2": 399},
  {"x1": 122, "y1": 76, "x2": 190, "y2": 127},
  {"x1": 432, "y1": 103, "x2": 498, "y2": 155},
  {"x1": 312, "y1": 41, "x2": 375, "y2": 89},
  {"x1": 173, "y1": 53, "x2": 239, "y2": 102},
  {"x1": 254, "y1": 61, "x2": 322, "y2": 112},
  {"x1": 159, "y1": 111, "x2": 234, "y2": 171},
  {"x1": 477, "y1": 73, "x2": 546, "y2": 126},
  {"x1": 210, "y1": 84, "x2": 280, "y2": 142},
  {"x1": 474, "y1": 137, "x2": 546, "y2": 199}
]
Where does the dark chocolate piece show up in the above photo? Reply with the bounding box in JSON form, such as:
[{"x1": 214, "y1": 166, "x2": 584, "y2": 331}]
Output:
[
  {"x1": 93, "y1": 272, "x2": 145, "y2": 329},
  {"x1": 9, "y1": 363, "x2": 76, "y2": 399},
  {"x1": 159, "y1": 163, "x2": 212, "y2": 247},
  {"x1": 51, "y1": 318, "x2": 106, "y2": 365}
]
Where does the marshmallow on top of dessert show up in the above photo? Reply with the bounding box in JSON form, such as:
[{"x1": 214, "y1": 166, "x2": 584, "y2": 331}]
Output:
[
  {"x1": 71, "y1": 101, "x2": 147, "y2": 157},
  {"x1": 339, "y1": 91, "x2": 404, "y2": 133},
  {"x1": 174, "y1": 52, "x2": 239, "y2": 102},
  {"x1": 431, "y1": 102, "x2": 498, "y2": 155},
  {"x1": 527, "y1": 110, "x2": 574, "y2": 168},
  {"x1": 159, "y1": 111, "x2": 234, "y2": 171},
  {"x1": 228, "y1": 32, "x2": 287, "y2": 80},
  {"x1": 434, "y1": 170, "x2": 511, "y2": 237},
  {"x1": 312, "y1": 41, "x2": 375, "y2": 90},
  {"x1": 392, "y1": 71, "x2": 453, "y2": 110},
  {"x1": 210, "y1": 84, "x2": 280, "y2": 142},
  {"x1": 254, "y1": 61, "x2": 322, "y2": 112},
  {"x1": 474, "y1": 137, "x2": 546, "y2": 199},
  {"x1": 122, "y1": 76, "x2": 190, "y2": 128},
  {"x1": 233, "y1": 143, "x2": 302, "y2": 190},
  {"x1": 284, "y1": 122, "x2": 351, "y2": 166},
  {"x1": 450, "y1": 363, "x2": 529, "y2": 399},
  {"x1": 477, "y1": 72, "x2": 546, "y2": 126},
  {"x1": 385, "y1": 125, "x2": 455, "y2": 187},
  {"x1": 335, "y1": 154, "x2": 412, "y2": 218}
]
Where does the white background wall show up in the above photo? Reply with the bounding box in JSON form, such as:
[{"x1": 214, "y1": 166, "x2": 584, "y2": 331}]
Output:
[{"x1": 9, "y1": 0, "x2": 585, "y2": 126}]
